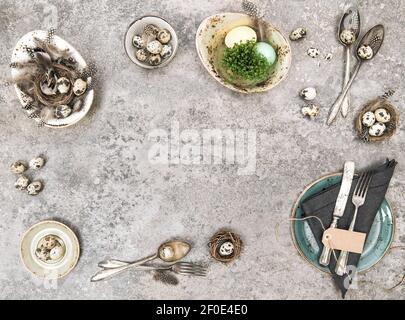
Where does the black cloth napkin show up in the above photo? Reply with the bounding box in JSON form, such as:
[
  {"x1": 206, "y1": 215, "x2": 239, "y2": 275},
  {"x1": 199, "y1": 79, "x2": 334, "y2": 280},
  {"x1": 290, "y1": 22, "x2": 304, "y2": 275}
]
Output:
[{"x1": 301, "y1": 159, "x2": 397, "y2": 298}]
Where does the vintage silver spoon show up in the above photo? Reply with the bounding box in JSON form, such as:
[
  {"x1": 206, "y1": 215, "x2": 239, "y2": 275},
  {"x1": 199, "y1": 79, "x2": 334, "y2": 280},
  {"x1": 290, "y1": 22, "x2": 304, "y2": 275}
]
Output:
[
  {"x1": 338, "y1": 6, "x2": 361, "y2": 118},
  {"x1": 327, "y1": 25, "x2": 384, "y2": 125},
  {"x1": 91, "y1": 240, "x2": 191, "y2": 282}
]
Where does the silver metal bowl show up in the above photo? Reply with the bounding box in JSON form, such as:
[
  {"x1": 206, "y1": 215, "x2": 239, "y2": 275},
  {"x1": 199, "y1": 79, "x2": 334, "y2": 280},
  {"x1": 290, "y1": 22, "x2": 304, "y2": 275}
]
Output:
[{"x1": 124, "y1": 16, "x2": 178, "y2": 69}]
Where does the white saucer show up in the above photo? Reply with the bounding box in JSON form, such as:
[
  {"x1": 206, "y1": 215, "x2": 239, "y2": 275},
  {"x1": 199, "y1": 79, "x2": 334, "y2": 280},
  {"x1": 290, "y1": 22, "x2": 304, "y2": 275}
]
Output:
[{"x1": 20, "y1": 220, "x2": 80, "y2": 279}]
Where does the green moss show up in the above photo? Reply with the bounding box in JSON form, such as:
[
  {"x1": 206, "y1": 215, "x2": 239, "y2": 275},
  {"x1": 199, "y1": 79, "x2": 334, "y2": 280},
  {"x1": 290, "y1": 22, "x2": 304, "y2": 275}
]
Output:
[{"x1": 221, "y1": 41, "x2": 272, "y2": 83}]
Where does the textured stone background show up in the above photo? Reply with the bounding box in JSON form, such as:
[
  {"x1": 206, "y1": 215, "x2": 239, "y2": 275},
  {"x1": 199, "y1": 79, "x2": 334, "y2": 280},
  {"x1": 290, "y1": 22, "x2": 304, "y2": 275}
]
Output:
[{"x1": 0, "y1": 0, "x2": 404, "y2": 300}]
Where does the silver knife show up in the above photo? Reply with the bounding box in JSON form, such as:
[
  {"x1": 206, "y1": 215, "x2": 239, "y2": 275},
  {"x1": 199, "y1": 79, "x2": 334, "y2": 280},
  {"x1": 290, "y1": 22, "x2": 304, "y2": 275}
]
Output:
[{"x1": 319, "y1": 161, "x2": 355, "y2": 266}]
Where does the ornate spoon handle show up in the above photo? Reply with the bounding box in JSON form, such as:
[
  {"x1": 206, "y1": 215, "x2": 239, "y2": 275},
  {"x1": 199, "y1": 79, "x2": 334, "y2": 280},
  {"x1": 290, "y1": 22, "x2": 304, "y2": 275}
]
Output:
[{"x1": 341, "y1": 47, "x2": 351, "y2": 117}]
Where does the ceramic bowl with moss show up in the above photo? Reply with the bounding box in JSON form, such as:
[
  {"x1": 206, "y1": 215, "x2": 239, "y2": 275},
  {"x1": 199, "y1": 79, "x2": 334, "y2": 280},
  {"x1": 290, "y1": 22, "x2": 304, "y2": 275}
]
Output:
[{"x1": 196, "y1": 13, "x2": 291, "y2": 93}]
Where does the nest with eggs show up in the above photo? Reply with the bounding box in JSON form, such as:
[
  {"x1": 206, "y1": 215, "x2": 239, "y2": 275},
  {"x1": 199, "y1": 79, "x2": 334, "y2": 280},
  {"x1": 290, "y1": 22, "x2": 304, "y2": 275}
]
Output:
[
  {"x1": 208, "y1": 230, "x2": 242, "y2": 264},
  {"x1": 356, "y1": 97, "x2": 399, "y2": 143}
]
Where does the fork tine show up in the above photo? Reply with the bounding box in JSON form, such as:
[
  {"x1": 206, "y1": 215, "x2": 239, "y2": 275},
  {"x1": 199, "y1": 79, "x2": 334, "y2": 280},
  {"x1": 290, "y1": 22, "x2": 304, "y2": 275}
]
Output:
[
  {"x1": 355, "y1": 172, "x2": 368, "y2": 196},
  {"x1": 354, "y1": 173, "x2": 365, "y2": 195},
  {"x1": 360, "y1": 173, "x2": 371, "y2": 197},
  {"x1": 361, "y1": 173, "x2": 372, "y2": 198}
]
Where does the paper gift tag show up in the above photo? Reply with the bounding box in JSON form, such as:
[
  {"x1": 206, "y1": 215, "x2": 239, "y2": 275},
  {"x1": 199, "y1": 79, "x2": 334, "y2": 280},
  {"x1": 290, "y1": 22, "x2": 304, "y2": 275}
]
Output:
[{"x1": 322, "y1": 228, "x2": 366, "y2": 254}]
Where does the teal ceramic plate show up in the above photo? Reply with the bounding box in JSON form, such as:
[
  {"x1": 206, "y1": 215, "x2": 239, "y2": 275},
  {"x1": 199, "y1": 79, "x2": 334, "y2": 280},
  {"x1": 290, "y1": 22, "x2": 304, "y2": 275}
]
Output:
[{"x1": 291, "y1": 173, "x2": 395, "y2": 273}]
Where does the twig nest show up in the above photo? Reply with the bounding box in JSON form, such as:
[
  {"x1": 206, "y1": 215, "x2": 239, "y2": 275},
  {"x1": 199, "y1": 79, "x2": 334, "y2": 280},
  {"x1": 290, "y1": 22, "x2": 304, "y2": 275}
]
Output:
[
  {"x1": 15, "y1": 175, "x2": 30, "y2": 190},
  {"x1": 358, "y1": 45, "x2": 373, "y2": 60},
  {"x1": 56, "y1": 77, "x2": 71, "y2": 94},
  {"x1": 10, "y1": 161, "x2": 27, "y2": 174},
  {"x1": 208, "y1": 230, "x2": 242, "y2": 264},
  {"x1": 29, "y1": 157, "x2": 45, "y2": 170},
  {"x1": 157, "y1": 29, "x2": 171, "y2": 44},
  {"x1": 356, "y1": 97, "x2": 399, "y2": 142},
  {"x1": 290, "y1": 27, "x2": 307, "y2": 41},
  {"x1": 73, "y1": 79, "x2": 87, "y2": 96},
  {"x1": 300, "y1": 87, "x2": 317, "y2": 101},
  {"x1": 55, "y1": 104, "x2": 72, "y2": 119},
  {"x1": 27, "y1": 181, "x2": 43, "y2": 195}
]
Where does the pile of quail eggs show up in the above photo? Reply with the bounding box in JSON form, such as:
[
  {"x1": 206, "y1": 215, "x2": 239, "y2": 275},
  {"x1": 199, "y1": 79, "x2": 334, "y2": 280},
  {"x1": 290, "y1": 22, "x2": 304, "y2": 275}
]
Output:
[
  {"x1": 362, "y1": 108, "x2": 391, "y2": 137},
  {"x1": 10, "y1": 156, "x2": 46, "y2": 195},
  {"x1": 133, "y1": 24, "x2": 173, "y2": 66},
  {"x1": 35, "y1": 235, "x2": 65, "y2": 263}
]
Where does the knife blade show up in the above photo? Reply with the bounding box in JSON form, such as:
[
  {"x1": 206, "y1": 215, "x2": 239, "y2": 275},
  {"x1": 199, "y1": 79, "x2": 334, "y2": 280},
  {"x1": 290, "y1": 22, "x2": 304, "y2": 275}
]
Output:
[{"x1": 319, "y1": 161, "x2": 355, "y2": 266}]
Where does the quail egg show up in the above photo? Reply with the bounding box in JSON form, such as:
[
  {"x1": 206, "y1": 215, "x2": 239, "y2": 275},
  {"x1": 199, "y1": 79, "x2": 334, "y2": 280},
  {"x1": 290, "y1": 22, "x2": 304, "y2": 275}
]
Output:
[
  {"x1": 157, "y1": 29, "x2": 171, "y2": 44},
  {"x1": 254, "y1": 42, "x2": 277, "y2": 65},
  {"x1": 144, "y1": 24, "x2": 160, "y2": 37},
  {"x1": 340, "y1": 29, "x2": 356, "y2": 45},
  {"x1": 290, "y1": 27, "x2": 307, "y2": 41},
  {"x1": 10, "y1": 161, "x2": 27, "y2": 174},
  {"x1": 300, "y1": 87, "x2": 317, "y2": 101},
  {"x1": 15, "y1": 175, "x2": 30, "y2": 190},
  {"x1": 160, "y1": 246, "x2": 174, "y2": 260},
  {"x1": 135, "y1": 48, "x2": 148, "y2": 62},
  {"x1": 35, "y1": 246, "x2": 50, "y2": 262},
  {"x1": 49, "y1": 244, "x2": 65, "y2": 261},
  {"x1": 307, "y1": 47, "x2": 320, "y2": 58},
  {"x1": 302, "y1": 104, "x2": 320, "y2": 119},
  {"x1": 160, "y1": 45, "x2": 173, "y2": 59},
  {"x1": 29, "y1": 157, "x2": 45, "y2": 170},
  {"x1": 374, "y1": 108, "x2": 391, "y2": 123},
  {"x1": 56, "y1": 77, "x2": 71, "y2": 94},
  {"x1": 146, "y1": 40, "x2": 163, "y2": 54},
  {"x1": 39, "y1": 235, "x2": 57, "y2": 250},
  {"x1": 73, "y1": 79, "x2": 87, "y2": 96},
  {"x1": 362, "y1": 111, "x2": 376, "y2": 127},
  {"x1": 358, "y1": 45, "x2": 374, "y2": 60},
  {"x1": 55, "y1": 104, "x2": 72, "y2": 119},
  {"x1": 219, "y1": 242, "x2": 234, "y2": 257},
  {"x1": 132, "y1": 35, "x2": 144, "y2": 49},
  {"x1": 149, "y1": 54, "x2": 162, "y2": 66},
  {"x1": 369, "y1": 122, "x2": 386, "y2": 137},
  {"x1": 27, "y1": 181, "x2": 43, "y2": 195},
  {"x1": 224, "y1": 26, "x2": 257, "y2": 48}
]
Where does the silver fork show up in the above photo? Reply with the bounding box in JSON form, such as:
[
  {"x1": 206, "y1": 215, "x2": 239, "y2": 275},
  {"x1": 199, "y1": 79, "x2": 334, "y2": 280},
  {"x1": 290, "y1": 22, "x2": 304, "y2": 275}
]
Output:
[{"x1": 335, "y1": 172, "x2": 372, "y2": 276}]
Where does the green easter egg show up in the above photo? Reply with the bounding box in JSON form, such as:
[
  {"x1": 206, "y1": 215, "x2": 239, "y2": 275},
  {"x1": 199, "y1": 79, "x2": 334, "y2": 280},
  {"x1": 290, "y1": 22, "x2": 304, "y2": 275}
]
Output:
[{"x1": 254, "y1": 42, "x2": 277, "y2": 65}]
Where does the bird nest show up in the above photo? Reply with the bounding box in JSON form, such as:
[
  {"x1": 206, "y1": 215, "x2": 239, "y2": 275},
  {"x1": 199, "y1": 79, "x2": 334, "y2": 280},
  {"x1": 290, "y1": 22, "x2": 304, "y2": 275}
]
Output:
[
  {"x1": 356, "y1": 97, "x2": 399, "y2": 143},
  {"x1": 208, "y1": 230, "x2": 242, "y2": 264}
]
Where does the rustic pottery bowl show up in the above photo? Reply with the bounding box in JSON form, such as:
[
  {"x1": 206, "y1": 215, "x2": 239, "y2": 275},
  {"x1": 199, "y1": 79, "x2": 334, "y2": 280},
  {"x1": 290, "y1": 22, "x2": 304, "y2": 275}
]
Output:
[
  {"x1": 124, "y1": 16, "x2": 178, "y2": 69},
  {"x1": 356, "y1": 97, "x2": 399, "y2": 143},
  {"x1": 196, "y1": 12, "x2": 291, "y2": 93}
]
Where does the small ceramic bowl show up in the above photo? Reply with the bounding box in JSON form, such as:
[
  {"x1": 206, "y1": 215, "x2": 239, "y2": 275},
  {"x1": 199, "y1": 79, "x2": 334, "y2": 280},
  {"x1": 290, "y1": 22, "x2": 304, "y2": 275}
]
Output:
[
  {"x1": 20, "y1": 220, "x2": 80, "y2": 280},
  {"x1": 356, "y1": 97, "x2": 399, "y2": 143},
  {"x1": 196, "y1": 12, "x2": 292, "y2": 93},
  {"x1": 124, "y1": 16, "x2": 178, "y2": 69}
]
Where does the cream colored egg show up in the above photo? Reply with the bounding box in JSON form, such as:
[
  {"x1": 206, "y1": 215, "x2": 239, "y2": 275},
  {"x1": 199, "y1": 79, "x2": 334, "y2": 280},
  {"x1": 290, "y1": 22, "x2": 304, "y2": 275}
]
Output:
[{"x1": 224, "y1": 26, "x2": 257, "y2": 48}]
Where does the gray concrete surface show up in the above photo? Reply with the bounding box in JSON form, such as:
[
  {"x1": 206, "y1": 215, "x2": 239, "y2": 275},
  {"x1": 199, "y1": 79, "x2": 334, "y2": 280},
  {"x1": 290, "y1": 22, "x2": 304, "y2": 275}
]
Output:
[{"x1": 0, "y1": 0, "x2": 404, "y2": 300}]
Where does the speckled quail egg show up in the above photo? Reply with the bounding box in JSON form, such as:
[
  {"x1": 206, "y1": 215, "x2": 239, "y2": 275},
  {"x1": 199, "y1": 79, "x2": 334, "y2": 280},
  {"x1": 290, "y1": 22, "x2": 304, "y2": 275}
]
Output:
[
  {"x1": 146, "y1": 40, "x2": 163, "y2": 54},
  {"x1": 73, "y1": 79, "x2": 87, "y2": 96},
  {"x1": 132, "y1": 35, "x2": 144, "y2": 49},
  {"x1": 27, "y1": 181, "x2": 43, "y2": 195},
  {"x1": 300, "y1": 87, "x2": 317, "y2": 101},
  {"x1": 55, "y1": 104, "x2": 72, "y2": 119},
  {"x1": 340, "y1": 29, "x2": 356, "y2": 45},
  {"x1": 157, "y1": 29, "x2": 171, "y2": 44},
  {"x1": 40, "y1": 235, "x2": 57, "y2": 250},
  {"x1": 358, "y1": 45, "x2": 374, "y2": 60},
  {"x1": 35, "y1": 246, "x2": 50, "y2": 262},
  {"x1": 160, "y1": 246, "x2": 174, "y2": 260},
  {"x1": 362, "y1": 111, "x2": 376, "y2": 127},
  {"x1": 15, "y1": 175, "x2": 30, "y2": 190},
  {"x1": 290, "y1": 27, "x2": 307, "y2": 41},
  {"x1": 369, "y1": 122, "x2": 386, "y2": 137},
  {"x1": 50, "y1": 244, "x2": 65, "y2": 261},
  {"x1": 56, "y1": 77, "x2": 71, "y2": 94},
  {"x1": 144, "y1": 24, "x2": 160, "y2": 37},
  {"x1": 374, "y1": 108, "x2": 391, "y2": 123},
  {"x1": 219, "y1": 242, "x2": 234, "y2": 257},
  {"x1": 302, "y1": 104, "x2": 320, "y2": 119},
  {"x1": 135, "y1": 48, "x2": 148, "y2": 62},
  {"x1": 307, "y1": 47, "x2": 320, "y2": 58},
  {"x1": 160, "y1": 45, "x2": 173, "y2": 59},
  {"x1": 149, "y1": 54, "x2": 162, "y2": 66},
  {"x1": 10, "y1": 161, "x2": 27, "y2": 174},
  {"x1": 29, "y1": 157, "x2": 45, "y2": 170}
]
